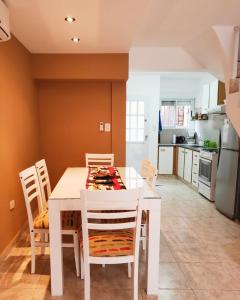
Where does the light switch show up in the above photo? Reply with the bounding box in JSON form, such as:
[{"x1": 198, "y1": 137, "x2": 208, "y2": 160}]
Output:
[
  {"x1": 99, "y1": 122, "x2": 104, "y2": 132},
  {"x1": 104, "y1": 123, "x2": 111, "y2": 132}
]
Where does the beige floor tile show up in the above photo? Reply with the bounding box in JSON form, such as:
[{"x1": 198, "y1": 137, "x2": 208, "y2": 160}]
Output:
[
  {"x1": 160, "y1": 245, "x2": 176, "y2": 262},
  {"x1": 194, "y1": 290, "x2": 240, "y2": 300},
  {"x1": 159, "y1": 263, "x2": 190, "y2": 289},
  {"x1": 157, "y1": 289, "x2": 197, "y2": 300},
  {"x1": 179, "y1": 262, "x2": 240, "y2": 290}
]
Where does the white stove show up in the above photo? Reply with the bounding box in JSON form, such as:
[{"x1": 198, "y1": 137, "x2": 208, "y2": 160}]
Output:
[{"x1": 198, "y1": 150, "x2": 218, "y2": 202}]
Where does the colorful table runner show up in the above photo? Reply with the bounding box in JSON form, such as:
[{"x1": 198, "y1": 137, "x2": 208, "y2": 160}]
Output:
[{"x1": 86, "y1": 166, "x2": 126, "y2": 190}]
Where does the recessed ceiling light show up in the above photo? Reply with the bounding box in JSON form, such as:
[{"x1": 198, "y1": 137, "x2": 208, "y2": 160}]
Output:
[
  {"x1": 65, "y1": 16, "x2": 76, "y2": 23},
  {"x1": 71, "y1": 37, "x2": 80, "y2": 43}
]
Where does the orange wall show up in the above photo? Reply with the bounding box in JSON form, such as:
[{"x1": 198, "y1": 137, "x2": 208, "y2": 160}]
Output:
[
  {"x1": 37, "y1": 80, "x2": 126, "y2": 186},
  {"x1": 0, "y1": 40, "x2": 128, "y2": 254},
  {"x1": 0, "y1": 37, "x2": 39, "y2": 254},
  {"x1": 32, "y1": 54, "x2": 128, "y2": 80}
]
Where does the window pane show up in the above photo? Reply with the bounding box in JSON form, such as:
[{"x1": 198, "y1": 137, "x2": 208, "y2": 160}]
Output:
[
  {"x1": 138, "y1": 101, "x2": 144, "y2": 115},
  {"x1": 126, "y1": 116, "x2": 130, "y2": 129},
  {"x1": 126, "y1": 101, "x2": 130, "y2": 114},
  {"x1": 130, "y1": 129, "x2": 137, "y2": 142},
  {"x1": 131, "y1": 101, "x2": 137, "y2": 114},
  {"x1": 138, "y1": 116, "x2": 144, "y2": 129},
  {"x1": 137, "y1": 129, "x2": 144, "y2": 142},
  {"x1": 130, "y1": 116, "x2": 137, "y2": 128},
  {"x1": 126, "y1": 129, "x2": 130, "y2": 142},
  {"x1": 161, "y1": 106, "x2": 175, "y2": 127}
]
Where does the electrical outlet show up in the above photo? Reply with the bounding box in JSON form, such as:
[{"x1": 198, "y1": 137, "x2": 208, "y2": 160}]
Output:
[
  {"x1": 99, "y1": 122, "x2": 104, "y2": 132},
  {"x1": 104, "y1": 123, "x2": 111, "y2": 132},
  {"x1": 10, "y1": 200, "x2": 15, "y2": 210}
]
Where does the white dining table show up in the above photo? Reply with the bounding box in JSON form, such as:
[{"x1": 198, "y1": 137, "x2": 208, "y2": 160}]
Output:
[{"x1": 48, "y1": 167, "x2": 161, "y2": 297}]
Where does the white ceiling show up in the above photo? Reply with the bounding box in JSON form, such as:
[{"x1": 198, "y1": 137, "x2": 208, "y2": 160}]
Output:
[{"x1": 5, "y1": 0, "x2": 240, "y2": 75}]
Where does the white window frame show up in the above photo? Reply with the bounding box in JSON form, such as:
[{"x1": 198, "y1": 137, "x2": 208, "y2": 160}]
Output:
[
  {"x1": 126, "y1": 100, "x2": 145, "y2": 143},
  {"x1": 160, "y1": 98, "x2": 195, "y2": 129}
]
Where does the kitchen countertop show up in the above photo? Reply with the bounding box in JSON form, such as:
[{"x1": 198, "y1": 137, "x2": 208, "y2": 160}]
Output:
[{"x1": 158, "y1": 144, "x2": 204, "y2": 152}]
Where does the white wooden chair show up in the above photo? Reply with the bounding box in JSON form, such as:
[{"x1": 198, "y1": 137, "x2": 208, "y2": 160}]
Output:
[
  {"x1": 85, "y1": 153, "x2": 114, "y2": 167},
  {"x1": 19, "y1": 166, "x2": 80, "y2": 276},
  {"x1": 140, "y1": 161, "x2": 158, "y2": 250},
  {"x1": 35, "y1": 159, "x2": 51, "y2": 209},
  {"x1": 140, "y1": 159, "x2": 151, "y2": 179},
  {"x1": 80, "y1": 188, "x2": 143, "y2": 300}
]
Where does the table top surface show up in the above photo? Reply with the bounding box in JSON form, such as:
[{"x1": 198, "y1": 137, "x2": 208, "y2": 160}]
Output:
[{"x1": 49, "y1": 167, "x2": 160, "y2": 200}]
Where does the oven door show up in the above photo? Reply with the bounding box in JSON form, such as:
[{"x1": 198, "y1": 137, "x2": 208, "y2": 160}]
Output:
[{"x1": 199, "y1": 157, "x2": 212, "y2": 186}]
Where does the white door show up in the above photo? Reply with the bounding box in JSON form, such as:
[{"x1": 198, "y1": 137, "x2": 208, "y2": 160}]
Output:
[
  {"x1": 178, "y1": 147, "x2": 185, "y2": 178},
  {"x1": 126, "y1": 99, "x2": 148, "y2": 172},
  {"x1": 158, "y1": 147, "x2": 173, "y2": 174},
  {"x1": 184, "y1": 149, "x2": 193, "y2": 183}
]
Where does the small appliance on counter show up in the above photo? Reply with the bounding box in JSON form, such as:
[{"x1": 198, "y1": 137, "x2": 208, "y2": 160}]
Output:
[
  {"x1": 176, "y1": 136, "x2": 186, "y2": 144},
  {"x1": 198, "y1": 149, "x2": 218, "y2": 202}
]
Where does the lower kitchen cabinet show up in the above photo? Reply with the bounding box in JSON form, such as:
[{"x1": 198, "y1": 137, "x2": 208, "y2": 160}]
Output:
[
  {"x1": 192, "y1": 151, "x2": 200, "y2": 187},
  {"x1": 177, "y1": 147, "x2": 185, "y2": 178},
  {"x1": 177, "y1": 147, "x2": 193, "y2": 183},
  {"x1": 184, "y1": 149, "x2": 193, "y2": 183},
  {"x1": 158, "y1": 146, "x2": 173, "y2": 174}
]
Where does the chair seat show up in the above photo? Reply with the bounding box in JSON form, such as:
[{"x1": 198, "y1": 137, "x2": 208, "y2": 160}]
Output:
[
  {"x1": 34, "y1": 210, "x2": 80, "y2": 230},
  {"x1": 81, "y1": 229, "x2": 134, "y2": 257}
]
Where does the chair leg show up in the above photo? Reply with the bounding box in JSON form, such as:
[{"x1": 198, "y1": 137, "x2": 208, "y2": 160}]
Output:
[
  {"x1": 40, "y1": 233, "x2": 45, "y2": 255},
  {"x1": 84, "y1": 261, "x2": 91, "y2": 300},
  {"x1": 73, "y1": 232, "x2": 80, "y2": 277},
  {"x1": 30, "y1": 232, "x2": 36, "y2": 274},
  {"x1": 128, "y1": 263, "x2": 132, "y2": 278},
  {"x1": 133, "y1": 262, "x2": 139, "y2": 300},
  {"x1": 80, "y1": 251, "x2": 84, "y2": 280},
  {"x1": 142, "y1": 224, "x2": 147, "y2": 251},
  {"x1": 44, "y1": 232, "x2": 48, "y2": 243}
]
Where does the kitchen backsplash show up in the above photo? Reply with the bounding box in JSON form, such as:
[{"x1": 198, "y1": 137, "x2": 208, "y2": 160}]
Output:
[
  {"x1": 159, "y1": 128, "x2": 188, "y2": 144},
  {"x1": 159, "y1": 114, "x2": 226, "y2": 145},
  {"x1": 195, "y1": 113, "x2": 226, "y2": 145}
]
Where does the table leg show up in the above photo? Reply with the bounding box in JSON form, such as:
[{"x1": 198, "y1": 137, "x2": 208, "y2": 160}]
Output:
[
  {"x1": 49, "y1": 200, "x2": 63, "y2": 296},
  {"x1": 147, "y1": 202, "x2": 161, "y2": 295}
]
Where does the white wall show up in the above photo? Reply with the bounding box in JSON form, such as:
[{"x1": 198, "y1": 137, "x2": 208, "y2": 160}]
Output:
[{"x1": 127, "y1": 72, "x2": 160, "y2": 169}]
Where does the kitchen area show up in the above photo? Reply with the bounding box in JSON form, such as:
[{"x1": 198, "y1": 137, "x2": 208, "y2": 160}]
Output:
[{"x1": 158, "y1": 75, "x2": 240, "y2": 220}]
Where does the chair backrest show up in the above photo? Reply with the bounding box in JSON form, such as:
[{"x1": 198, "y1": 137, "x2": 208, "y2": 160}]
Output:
[
  {"x1": 145, "y1": 164, "x2": 158, "y2": 188},
  {"x1": 35, "y1": 159, "x2": 51, "y2": 209},
  {"x1": 85, "y1": 153, "x2": 114, "y2": 167},
  {"x1": 19, "y1": 166, "x2": 43, "y2": 231},
  {"x1": 80, "y1": 188, "x2": 143, "y2": 258},
  {"x1": 140, "y1": 160, "x2": 151, "y2": 178}
]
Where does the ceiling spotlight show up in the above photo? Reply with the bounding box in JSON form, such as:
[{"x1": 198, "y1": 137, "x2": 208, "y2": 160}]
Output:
[
  {"x1": 65, "y1": 16, "x2": 76, "y2": 23},
  {"x1": 71, "y1": 37, "x2": 80, "y2": 43}
]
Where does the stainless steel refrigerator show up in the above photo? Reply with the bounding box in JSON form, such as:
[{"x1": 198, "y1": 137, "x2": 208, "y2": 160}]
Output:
[{"x1": 215, "y1": 119, "x2": 240, "y2": 219}]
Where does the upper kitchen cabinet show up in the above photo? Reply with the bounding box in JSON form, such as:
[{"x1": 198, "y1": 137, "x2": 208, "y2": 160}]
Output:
[
  {"x1": 209, "y1": 80, "x2": 226, "y2": 109},
  {"x1": 201, "y1": 83, "x2": 210, "y2": 113},
  {"x1": 201, "y1": 80, "x2": 226, "y2": 113}
]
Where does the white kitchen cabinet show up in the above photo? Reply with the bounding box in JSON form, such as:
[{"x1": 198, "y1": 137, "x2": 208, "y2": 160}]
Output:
[
  {"x1": 201, "y1": 84, "x2": 210, "y2": 113},
  {"x1": 209, "y1": 80, "x2": 218, "y2": 109},
  {"x1": 209, "y1": 80, "x2": 226, "y2": 109},
  {"x1": 158, "y1": 146, "x2": 173, "y2": 174},
  {"x1": 177, "y1": 147, "x2": 185, "y2": 178},
  {"x1": 192, "y1": 151, "x2": 200, "y2": 187},
  {"x1": 183, "y1": 149, "x2": 193, "y2": 183}
]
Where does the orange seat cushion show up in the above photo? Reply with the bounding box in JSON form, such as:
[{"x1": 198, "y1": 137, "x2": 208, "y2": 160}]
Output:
[
  {"x1": 81, "y1": 229, "x2": 134, "y2": 257},
  {"x1": 34, "y1": 210, "x2": 80, "y2": 230}
]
